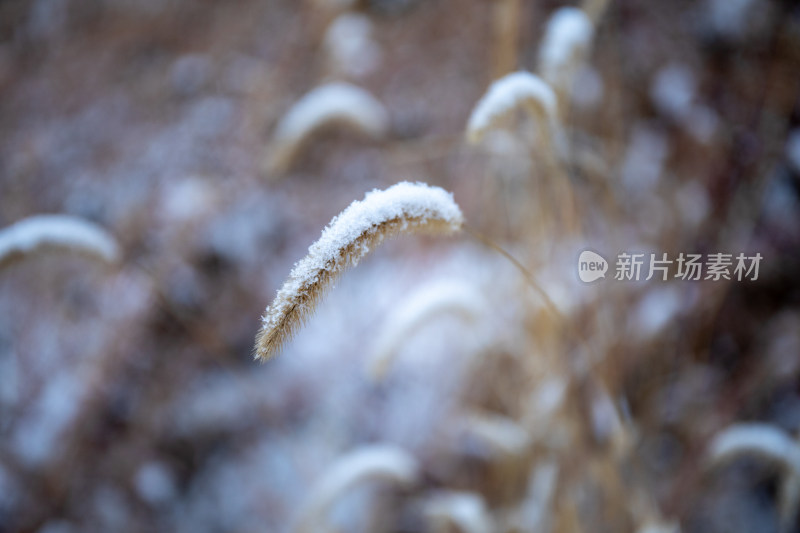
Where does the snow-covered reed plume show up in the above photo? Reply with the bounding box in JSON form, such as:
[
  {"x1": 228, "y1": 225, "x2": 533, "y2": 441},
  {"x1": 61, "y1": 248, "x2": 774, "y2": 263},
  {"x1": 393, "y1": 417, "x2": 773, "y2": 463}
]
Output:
[
  {"x1": 708, "y1": 423, "x2": 800, "y2": 530},
  {"x1": 538, "y1": 7, "x2": 595, "y2": 96},
  {"x1": 292, "y1": 445, "x2": 419, "y2": 533},
  {"x1": 0, "y1": 214, "x2": 120, "y2": 269},
  {"x1": 254, "y1": 182, "x2": 463, "y2": 361},
  {"x1": 424, "y1": 491, "x2": 493, "y2": 533},
  {"x1": 465, "y1": 71, "x2": 566, "y2": 158},
  {"x1": 367, "y1": 279, "x2": 485, "y2": 380},
  {"x1": 708, "y1": 423, "x2": 800, "y2": 472},
  {"x1": 323, "y1": 13, "x2": 381, "y2": 79},
  {"x1": 267, "y1": 82, "x2": 389, "y2": 173}
]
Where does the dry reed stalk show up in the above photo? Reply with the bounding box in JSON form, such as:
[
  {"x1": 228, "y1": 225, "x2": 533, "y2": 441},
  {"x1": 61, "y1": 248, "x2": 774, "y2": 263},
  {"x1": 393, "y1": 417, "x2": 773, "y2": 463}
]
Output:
[
  {"x1": 292, "y1": 445, "x2": 419, "y2": 533},
  {"x1": 490, "y1": 0, "x2": 521, "y2": 79},
  {"x1": 254, "y1": 181, "x2": 463, "y2": 361},
  {"x1": 0, "y1": 214, "x2": 120, "y2": 269}
]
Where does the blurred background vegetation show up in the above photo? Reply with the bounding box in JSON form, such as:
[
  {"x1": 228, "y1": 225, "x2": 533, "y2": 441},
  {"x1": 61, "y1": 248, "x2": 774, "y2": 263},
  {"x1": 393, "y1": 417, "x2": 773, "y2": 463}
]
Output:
[{"x1": 0, "y1": 0, "x2": 799, "y2": 532}]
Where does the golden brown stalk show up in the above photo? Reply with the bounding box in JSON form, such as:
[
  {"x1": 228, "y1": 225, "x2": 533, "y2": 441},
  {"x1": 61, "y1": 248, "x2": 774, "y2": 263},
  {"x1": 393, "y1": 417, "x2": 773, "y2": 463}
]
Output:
[
  {"x1": 254, "y1": 181, "x2": 463, "y2": 361},
  {"x1": 490, "y1": 0, "x2": 521, "y2": 78}
]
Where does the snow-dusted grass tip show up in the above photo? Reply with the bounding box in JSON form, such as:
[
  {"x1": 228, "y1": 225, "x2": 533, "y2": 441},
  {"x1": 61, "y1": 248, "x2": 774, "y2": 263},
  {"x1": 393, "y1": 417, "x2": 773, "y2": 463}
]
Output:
[
  {"x1": 707, "y1": 423, "x2": 800, "y2": 472},
  {"x1": 292, "y1": 445, "x2": 419, "y2": 533},
  {"x1": 465, "y1": 71, "x2": 565, "y2": 157},
  {"x1": 538, "y1": 7, "x2": 595, "y2": 93},
  {"x1": 708, "y1": 423, "x2": 800, "y2": 530},
  {"x1": 368, "y1": 279, "x2": 485, "y2": 380},
  {"x1": 0, "y1": 214, "x2": 120, "y2": 269},
  {"x1": 267, "y1": 82, "x2": 389, "y2": 174},
  {"x1": 254, "y1": 181, "x2": 463, "y2": 361}
]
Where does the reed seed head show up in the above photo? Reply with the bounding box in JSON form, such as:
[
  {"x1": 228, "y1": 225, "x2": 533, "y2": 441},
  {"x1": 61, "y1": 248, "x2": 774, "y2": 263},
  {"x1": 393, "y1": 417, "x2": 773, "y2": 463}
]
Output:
[
  {"x1": 465, "y1": 71, "x2": 566, "y2": 158},
  {"x1": 707, "y1": 423, "x2": 800, "y2": 475},
  {"x1": 0, "y1": 214, "x2": 120, "y2": 270},
  {"x1": 267, "y1": 82, "x2": 389, "y2": 174},
  {"x1": 255, "y1": 181, "x2": 463, "y2": 361}
]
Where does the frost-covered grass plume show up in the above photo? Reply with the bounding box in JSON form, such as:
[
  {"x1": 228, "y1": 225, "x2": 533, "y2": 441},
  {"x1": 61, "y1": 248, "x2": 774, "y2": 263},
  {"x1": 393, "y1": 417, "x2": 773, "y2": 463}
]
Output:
[
  {"x1": 254, "y1": 181, "x2": 463, "y2": 361},
  {"x1": 465, "y1": 71, "x2": 565, "y2": 158},
  {"x1": 267, "y1": 82, "x2": 389, "y2": 174},
  {"x1": 0, "y1": 214, "x2": 120, "y2": 269},
  {"x1": 707, "y1": 423, "x2": 800, "y2": 529}
]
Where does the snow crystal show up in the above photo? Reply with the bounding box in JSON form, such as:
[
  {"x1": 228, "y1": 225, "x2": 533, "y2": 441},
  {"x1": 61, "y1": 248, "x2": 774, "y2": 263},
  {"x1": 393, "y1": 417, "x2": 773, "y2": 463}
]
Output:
[
  {"x1": 538, "y1": 7, "x2": 594, "y2": 89},
  {"x1": 0, "y1": 214, "x2": 120, "y2": 266}
]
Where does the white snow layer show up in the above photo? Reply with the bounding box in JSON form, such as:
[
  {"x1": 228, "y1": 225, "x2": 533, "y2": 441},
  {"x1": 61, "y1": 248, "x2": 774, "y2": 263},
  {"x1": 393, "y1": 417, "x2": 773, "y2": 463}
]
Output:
[{"x1": 0, "y1": 214, "x2": 120, "y2": 265}]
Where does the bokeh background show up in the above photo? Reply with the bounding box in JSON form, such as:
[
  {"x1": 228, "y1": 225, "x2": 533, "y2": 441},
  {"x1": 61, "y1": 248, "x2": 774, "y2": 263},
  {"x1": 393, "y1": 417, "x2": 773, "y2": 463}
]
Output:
[{"x1": 1, "y1": 0, "x2": 799, "y2": 532}]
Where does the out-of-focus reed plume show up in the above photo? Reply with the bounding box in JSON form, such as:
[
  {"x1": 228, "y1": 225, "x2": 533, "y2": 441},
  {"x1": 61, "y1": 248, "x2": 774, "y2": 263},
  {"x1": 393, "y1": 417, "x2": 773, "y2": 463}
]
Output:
[
  {"x1": 292, "y1": 445, "x2": 419, "y2": 533},
  {"x1": 0, "y1": 214, "x2": 120, "y2": 269},
  {"x1": 265, "y1": 82, "x2": 390, "y2": 175}
]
